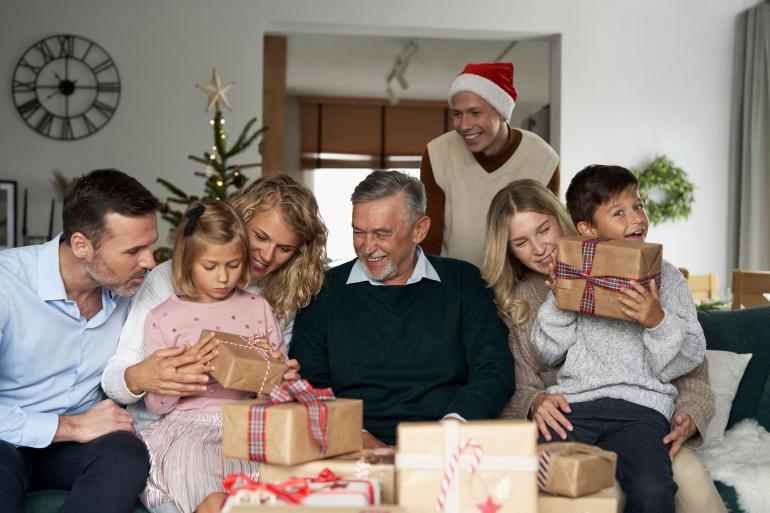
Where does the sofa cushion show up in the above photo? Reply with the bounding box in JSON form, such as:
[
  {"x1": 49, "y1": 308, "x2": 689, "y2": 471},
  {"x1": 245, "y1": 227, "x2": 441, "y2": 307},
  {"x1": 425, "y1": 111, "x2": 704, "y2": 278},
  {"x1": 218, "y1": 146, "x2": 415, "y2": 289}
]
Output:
[
  {"x1": 698, "y1": 306, "x2": 770, "y2": 430},
  {"x1": 702, "y1": 350, "x2": 752, "y2": 446},
  {"x1": 23, "y1": 490, "x2": 149, "y2": 513}
]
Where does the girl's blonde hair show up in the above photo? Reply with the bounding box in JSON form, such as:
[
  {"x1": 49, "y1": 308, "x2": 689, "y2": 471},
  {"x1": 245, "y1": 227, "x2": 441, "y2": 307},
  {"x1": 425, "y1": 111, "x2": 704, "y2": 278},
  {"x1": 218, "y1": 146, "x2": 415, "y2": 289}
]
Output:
[
  {"x1": 172, "y1": 199, "x2": 250, "y2": 299},
  {"x1": 229, "y1": 175, "x2": 328, "y2": 329},
  {"x1": 481, "y1": 179, "x2": 577, "y2": 325}
]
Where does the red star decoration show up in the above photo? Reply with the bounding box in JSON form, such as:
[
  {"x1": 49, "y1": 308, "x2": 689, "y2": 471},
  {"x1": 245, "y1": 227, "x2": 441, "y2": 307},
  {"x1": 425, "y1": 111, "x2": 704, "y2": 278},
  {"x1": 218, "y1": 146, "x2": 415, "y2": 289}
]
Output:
[{"x1": 476, "y1": 496, "x2": 502, "y2": 513}]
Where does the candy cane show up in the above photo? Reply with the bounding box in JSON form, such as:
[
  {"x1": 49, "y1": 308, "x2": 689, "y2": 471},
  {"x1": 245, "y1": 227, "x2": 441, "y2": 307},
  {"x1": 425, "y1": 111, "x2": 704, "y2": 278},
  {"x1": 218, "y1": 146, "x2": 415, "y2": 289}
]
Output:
[{"x1": 435, "y1": 438, "x2": 483, "y2": 513}]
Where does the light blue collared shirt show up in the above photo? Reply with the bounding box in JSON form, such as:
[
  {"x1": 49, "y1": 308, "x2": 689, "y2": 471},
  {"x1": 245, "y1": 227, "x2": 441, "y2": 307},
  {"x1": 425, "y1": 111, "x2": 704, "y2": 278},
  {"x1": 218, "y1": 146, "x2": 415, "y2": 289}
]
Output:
[
  {"x1": 0, "y1": 236, "x2": 129, "y2": 448},
  {"x1": 346, "y1": 246, "x2": 441, "y2": 286}
]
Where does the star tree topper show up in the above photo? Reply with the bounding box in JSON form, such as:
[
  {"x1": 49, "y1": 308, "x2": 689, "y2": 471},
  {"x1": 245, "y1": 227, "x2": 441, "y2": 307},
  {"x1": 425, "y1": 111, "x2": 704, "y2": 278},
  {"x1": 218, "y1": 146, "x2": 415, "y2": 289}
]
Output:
[{"x1": 196, "y1": 68, "x2": 234, "y2": 111}]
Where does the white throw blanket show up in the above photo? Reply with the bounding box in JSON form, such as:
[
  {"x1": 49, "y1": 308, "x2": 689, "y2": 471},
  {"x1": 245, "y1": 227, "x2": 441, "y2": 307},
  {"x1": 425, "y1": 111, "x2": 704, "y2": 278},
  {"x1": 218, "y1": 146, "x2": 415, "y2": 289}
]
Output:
[{"x1": 699, "y1": 419, "x2": 770, "y2": 513}]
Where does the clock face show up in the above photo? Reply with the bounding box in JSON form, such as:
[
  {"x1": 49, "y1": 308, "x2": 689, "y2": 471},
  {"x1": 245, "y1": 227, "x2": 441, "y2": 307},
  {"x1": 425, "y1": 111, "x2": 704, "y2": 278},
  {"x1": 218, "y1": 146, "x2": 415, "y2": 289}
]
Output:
[{"x1": 12, "y1": 35, "x2": 121, "y2": 141}]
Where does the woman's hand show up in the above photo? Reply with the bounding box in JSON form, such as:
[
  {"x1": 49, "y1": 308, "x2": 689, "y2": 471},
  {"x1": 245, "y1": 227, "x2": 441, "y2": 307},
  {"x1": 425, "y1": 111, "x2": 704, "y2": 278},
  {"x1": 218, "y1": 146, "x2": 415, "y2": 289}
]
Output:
[
  {"x1": 544, "y1": 248, "x2": 559, "y2": 290},
  {"x1": 530, "y1": 393, "x2": 573, "y2": 441},
  {"x1": 195, "y1": 492, "x2": 227, "y2": 513},
  {"x1": 124, "y1": 345, "x2": 210, "y2": 397},
  {"x1": 663, "y1": 411, "x2": 697, "y2": 459}
]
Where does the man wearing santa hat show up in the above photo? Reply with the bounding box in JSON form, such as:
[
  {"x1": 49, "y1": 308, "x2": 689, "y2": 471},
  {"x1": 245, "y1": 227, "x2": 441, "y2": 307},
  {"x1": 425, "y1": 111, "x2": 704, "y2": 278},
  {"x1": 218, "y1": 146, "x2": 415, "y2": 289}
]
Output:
[{"x1": 420, "y1": 62, "x2": 559, "y2": 267}]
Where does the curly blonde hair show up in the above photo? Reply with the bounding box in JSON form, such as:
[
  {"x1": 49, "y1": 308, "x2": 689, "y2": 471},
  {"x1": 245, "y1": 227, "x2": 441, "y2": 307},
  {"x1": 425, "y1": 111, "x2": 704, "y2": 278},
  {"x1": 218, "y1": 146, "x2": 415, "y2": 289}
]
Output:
[
  {"x1": 481, "y1": 179, "x2": 577, "y2": 325},
  {"x1": 229, "y1": 175, "x2": 328, "y2": 328}
]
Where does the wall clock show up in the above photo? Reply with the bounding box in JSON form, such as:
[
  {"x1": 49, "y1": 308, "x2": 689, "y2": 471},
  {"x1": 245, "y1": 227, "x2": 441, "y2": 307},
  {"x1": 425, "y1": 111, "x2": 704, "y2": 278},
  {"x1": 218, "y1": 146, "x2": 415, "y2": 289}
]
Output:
[{"x1": 12, "y1": 34, "x2": 121, "y2": 140}]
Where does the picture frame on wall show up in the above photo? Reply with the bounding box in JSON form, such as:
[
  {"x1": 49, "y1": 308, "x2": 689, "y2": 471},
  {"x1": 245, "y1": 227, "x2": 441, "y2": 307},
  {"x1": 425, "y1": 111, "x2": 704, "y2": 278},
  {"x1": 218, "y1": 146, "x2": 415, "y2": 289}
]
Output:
[{"x1": 0, "y1": 180, "x2": 17, "y2": 250}]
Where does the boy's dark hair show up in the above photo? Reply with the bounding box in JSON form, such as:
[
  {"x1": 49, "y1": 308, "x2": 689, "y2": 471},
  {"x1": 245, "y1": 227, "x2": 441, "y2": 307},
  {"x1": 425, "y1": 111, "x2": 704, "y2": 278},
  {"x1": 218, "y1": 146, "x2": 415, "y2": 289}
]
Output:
[
  {"x1": 62, "y1": 169, "x2": 160, "y2": 247},
  {"x1": 565, "y1": 165, "x2": 639, "y2": 224}
]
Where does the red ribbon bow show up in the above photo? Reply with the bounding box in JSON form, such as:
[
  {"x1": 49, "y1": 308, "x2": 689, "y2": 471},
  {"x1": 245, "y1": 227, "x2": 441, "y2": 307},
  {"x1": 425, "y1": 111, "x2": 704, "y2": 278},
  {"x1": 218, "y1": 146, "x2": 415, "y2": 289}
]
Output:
[
  {"x1": 224, "y1": 469, "x2": 375, "y2": 505},
  {"x1": 555, "y1": 238, "x2": 661, "y2": 315},
  {"x1": 247, "y1": 379, "x2": 335, "y2": 461}
]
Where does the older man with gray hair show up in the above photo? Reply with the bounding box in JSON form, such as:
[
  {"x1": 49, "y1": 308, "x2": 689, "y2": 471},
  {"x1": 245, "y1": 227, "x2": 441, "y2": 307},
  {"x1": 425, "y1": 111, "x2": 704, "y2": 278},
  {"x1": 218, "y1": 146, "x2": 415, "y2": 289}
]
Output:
[{"x1": 290, "y1": 170, "x2": 515, "y2": 447}]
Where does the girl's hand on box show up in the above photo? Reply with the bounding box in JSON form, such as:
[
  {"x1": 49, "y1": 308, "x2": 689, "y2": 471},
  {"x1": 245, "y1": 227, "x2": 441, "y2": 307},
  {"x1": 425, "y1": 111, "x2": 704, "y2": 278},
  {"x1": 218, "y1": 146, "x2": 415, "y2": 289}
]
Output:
[{"x1": 618, "y1": 279, "x2": 664, "y2": 329}]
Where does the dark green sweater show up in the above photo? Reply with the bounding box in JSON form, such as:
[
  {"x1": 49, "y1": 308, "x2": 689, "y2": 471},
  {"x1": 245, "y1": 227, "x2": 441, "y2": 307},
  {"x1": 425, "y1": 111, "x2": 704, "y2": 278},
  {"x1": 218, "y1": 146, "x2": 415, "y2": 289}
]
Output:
[{"x1": 289, "y1": 255, "x2": 515, "y2": 445}]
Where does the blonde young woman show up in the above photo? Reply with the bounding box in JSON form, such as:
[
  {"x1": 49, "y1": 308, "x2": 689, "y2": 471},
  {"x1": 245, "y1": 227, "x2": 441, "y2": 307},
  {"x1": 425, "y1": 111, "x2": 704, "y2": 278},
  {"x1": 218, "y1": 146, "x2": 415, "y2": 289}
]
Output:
[
  {"x1": 481, "y1": 179, "x2": 725, "y2": 513},
  {"x1": 101, "y1": 175, "x2": 327, "y2": 513}
]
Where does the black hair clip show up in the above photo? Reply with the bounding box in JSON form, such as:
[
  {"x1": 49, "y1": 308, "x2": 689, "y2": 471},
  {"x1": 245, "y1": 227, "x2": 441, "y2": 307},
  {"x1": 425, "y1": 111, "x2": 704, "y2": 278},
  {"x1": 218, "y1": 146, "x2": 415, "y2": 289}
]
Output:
[{"x1": 183, "y1": 204, "x2": 205, "y2": 236}]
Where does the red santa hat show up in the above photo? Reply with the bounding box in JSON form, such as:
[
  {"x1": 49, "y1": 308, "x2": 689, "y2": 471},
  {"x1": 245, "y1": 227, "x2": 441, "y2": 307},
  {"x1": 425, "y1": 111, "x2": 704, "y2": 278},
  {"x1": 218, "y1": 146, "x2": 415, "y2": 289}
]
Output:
[{"x1": 448, "y1": 63, "x2": 518, "y2": 120}]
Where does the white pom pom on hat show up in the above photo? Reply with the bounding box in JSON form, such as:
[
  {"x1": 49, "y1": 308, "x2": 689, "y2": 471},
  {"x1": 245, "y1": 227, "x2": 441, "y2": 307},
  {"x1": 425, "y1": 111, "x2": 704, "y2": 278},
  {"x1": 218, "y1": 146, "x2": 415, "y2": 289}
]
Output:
[{"x1": 448, "y1": 62, "x2": 518, "y2": 120}]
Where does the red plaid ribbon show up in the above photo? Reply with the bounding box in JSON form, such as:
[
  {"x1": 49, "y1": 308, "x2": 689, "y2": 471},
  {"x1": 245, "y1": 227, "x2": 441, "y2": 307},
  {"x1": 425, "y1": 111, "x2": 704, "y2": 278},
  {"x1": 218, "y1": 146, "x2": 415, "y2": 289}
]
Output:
[
  {"x1": 247, "y1": 379, "x2": 335, "y2": 461},
  {"x1": 555, "y1": 238, "x2": 661, "y2": 315}
]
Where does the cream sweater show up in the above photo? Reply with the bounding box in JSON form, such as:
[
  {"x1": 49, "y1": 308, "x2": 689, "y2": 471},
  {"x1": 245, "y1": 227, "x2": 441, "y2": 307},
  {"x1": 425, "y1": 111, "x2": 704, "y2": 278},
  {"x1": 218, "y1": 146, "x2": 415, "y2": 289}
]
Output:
[{"x1": 427, "y1": 129, "x2": 558, "y2": 267}]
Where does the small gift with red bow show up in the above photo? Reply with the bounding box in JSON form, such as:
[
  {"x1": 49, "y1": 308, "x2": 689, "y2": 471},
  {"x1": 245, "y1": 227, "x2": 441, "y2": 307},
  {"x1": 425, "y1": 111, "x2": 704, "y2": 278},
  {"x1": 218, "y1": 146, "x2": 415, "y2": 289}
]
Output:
[
  {"x1": 203, "y1": 329, "x2": 287, "y2": 394},
  {"x1": 554, "y1": 236, "x2": 662, "y2": 321},
  {"x1": 220, "y1": 469, "x2": 380, "y2": 512},
  {"x1": 222, "y1": 379, "x2": 363, "y2": 465},
  {"x1": 259, "y1": 448, "x2": 397, "y2": 504}
]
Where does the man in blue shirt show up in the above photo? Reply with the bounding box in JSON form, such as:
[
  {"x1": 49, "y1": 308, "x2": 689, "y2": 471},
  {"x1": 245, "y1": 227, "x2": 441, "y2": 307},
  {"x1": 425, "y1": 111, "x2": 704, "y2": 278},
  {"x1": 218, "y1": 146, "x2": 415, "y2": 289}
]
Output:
[{"x1": 0, "y1": 169, "x2": 159, "y2": 513}]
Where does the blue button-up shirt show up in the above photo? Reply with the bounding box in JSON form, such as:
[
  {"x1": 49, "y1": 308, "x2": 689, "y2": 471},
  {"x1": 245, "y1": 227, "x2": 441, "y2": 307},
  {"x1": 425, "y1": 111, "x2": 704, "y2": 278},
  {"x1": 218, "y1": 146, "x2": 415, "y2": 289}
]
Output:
[
  {"x1": 346, "y1": 246, "x2": 441, "y2": 286},
  {"x1": 0, "y1": 236, "x2": 129, "y2": 448}
]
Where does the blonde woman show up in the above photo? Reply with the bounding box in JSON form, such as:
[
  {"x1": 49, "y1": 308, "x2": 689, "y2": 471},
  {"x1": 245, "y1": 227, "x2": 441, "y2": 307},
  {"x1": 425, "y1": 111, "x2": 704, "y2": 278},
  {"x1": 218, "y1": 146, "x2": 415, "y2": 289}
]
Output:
[
  {"x1": 481, "y1": 179, "x2": 725, "y2": 513},
  {"x1": 101, "y1": 175, "x2": 327, "y2": 513}
]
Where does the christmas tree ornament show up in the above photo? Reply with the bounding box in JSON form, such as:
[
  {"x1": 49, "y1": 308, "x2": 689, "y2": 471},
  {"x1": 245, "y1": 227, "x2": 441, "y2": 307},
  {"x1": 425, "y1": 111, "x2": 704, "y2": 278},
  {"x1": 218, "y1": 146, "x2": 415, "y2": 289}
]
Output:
[{"x1": 196, "y1": 68, "x2": 234, "y2": 112}]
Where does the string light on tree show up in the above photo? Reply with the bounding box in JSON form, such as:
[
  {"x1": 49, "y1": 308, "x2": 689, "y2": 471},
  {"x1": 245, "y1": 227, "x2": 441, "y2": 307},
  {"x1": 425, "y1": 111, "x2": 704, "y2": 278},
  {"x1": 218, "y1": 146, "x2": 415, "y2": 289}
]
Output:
[{"x1": 154, "y1": 68, "x2": 266, "y2": 261}]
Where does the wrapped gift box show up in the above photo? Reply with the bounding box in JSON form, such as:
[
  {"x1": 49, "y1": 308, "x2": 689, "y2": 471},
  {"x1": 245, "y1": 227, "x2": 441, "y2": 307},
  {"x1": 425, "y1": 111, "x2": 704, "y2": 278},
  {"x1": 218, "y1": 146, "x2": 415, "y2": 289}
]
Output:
[
  {"x1": 204, "y1": 329, "x2": 287, "y2": 394},
  {"x1": 538, "y1": 442, "x2": 617, "y2": 497},
  {"x1": 221, "y1": 472, "x2": 384, "y2": 512},
  {"x1": 259, "y1": 448, "x2": 396, "y2": 504},
  {"x1": 224, "y1": 507, "x2": 406, "y2": 513},
  {"x1": 222, "y1": 394, "x2": 363, "y2": 465},
  {"x1": 554, "y1": 236, "x2": 662, "y2": 320},
  {"x1": 396, "y1": 420, "x2": 538, "y2": 513},
  {"x1": 538, "y1": 484, "x2": 622, "y2": 513}
]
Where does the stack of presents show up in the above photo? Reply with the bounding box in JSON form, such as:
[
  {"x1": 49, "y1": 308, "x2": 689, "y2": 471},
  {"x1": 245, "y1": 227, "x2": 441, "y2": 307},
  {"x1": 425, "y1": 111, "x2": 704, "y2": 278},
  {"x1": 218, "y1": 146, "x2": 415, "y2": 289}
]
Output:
[{"x1": 211, "y1": 236, "x2": 663, "y2": 512}]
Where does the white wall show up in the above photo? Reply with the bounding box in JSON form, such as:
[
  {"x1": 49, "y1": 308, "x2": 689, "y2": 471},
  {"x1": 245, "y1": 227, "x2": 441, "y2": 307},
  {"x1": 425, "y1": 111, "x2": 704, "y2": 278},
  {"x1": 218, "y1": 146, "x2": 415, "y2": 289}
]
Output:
[{"x1": 1, "y1": 0, "x2": 758, "y2": 292}]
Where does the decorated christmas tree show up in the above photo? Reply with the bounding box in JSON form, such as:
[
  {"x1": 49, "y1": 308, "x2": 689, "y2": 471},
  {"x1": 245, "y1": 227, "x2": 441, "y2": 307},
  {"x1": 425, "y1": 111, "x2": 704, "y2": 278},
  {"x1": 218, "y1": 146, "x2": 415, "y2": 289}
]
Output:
[{"x1": 155, "y1": 69, "x2": 265, "y2": 258}]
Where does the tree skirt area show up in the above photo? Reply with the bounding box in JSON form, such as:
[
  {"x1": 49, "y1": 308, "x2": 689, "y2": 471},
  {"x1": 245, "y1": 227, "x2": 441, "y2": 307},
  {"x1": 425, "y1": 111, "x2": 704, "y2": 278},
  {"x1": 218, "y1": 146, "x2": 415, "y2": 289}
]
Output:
[{"x1": 699, "y1": 420, "x2": 770, "y2": 513}]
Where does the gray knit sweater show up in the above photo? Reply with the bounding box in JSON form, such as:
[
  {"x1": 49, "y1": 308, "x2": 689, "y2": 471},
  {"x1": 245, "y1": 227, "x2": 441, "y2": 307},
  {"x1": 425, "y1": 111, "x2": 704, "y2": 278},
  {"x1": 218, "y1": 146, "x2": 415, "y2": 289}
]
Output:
[{"x1": 531, "y1": 260, "x2": 706, "y2": 421}]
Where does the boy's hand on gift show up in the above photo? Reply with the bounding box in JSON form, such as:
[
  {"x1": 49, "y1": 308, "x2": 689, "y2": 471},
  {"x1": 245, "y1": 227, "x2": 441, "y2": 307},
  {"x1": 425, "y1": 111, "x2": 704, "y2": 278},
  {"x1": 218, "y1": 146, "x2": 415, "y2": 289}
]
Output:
[
  {"x1": 663, "y1": 412, "x2": 697, "y2": 459},
  {"x1": 126, "y1": 345, "x2": 211, "y2": 397},
  {"x1": 530, "y1": 393, "x2": 573, "y2": 441},
  {"x1": 618, "y1": 279, "x2": 664, "y2": 329},
  {"x1": 53, "y1": 399, "x2": 135, "y2": 443}
]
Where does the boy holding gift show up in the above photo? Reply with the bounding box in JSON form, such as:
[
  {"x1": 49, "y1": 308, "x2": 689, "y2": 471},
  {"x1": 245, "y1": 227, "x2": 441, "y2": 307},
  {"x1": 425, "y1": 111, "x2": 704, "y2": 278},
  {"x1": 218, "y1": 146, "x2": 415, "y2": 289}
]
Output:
[{"x1": 531, "y1": 165, "x2": 706, "y2": 513}]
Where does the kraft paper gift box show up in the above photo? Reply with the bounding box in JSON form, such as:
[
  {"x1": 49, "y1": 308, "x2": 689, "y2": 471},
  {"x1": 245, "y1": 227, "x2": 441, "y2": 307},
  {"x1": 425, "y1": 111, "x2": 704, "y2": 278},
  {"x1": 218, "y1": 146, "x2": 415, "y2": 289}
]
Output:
[
  {"x1": 554, "y1": 236, "x2": 662, "y2": 321},
  {"x1": 537, "y1": 442, "x2": 617, "y2": 498},
  {"x1": 538, "y1": 484, "x2": 622, "y2": 513},
  {"x1": 204, "y1": 329, "x2": 287, "y2": 394},
  {"x1": 259, "y1": 448, "x2": 397, "y2": 504},
  {"x1": 222, "y1": 382, "x2": 363, "y2": 465},
  {"x1": 396, "y1": 420, "x2": 538, "y2": 513}
]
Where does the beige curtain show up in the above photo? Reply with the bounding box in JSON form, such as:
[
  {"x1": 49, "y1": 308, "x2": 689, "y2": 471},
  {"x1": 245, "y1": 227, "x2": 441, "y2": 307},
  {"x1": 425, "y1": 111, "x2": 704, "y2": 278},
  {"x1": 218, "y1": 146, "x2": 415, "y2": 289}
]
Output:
[{"x1": 728, "y1": 0, "x2": 770, "y2": 272}]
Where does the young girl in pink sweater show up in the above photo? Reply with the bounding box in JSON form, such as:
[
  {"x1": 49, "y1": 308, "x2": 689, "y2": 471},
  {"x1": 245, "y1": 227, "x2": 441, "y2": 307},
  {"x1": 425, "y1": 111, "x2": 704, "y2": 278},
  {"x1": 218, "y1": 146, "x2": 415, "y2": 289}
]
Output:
[{"x1": 139, "y1": 199, "x2": 285, "y2": 513}]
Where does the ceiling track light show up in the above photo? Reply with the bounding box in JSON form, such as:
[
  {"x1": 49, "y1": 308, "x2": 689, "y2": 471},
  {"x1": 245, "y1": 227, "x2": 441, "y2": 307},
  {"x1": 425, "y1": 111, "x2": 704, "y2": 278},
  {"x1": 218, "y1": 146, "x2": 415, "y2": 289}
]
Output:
[{"x1": 385, "y1": 39, "x2": 418, "y2": 105}]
